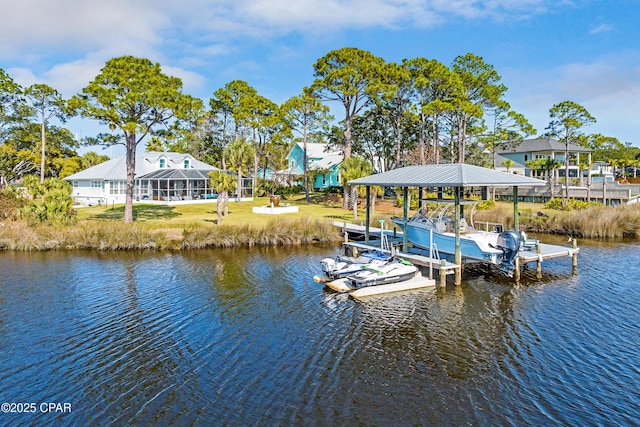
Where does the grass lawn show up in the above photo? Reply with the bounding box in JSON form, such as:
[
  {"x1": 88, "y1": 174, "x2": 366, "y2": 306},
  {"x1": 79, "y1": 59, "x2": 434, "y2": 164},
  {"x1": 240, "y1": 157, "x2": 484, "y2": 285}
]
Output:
[
  {"x1": 75, "y1": 194, "x2": 371, "y2": 228},
  {"x1": 75, "y1": 194, "x2": 556, "y2": 229}
]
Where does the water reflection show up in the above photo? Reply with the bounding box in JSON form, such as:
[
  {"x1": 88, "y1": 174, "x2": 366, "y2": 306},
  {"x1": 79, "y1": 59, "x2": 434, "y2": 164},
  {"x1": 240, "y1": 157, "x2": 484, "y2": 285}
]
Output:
[{"x1": 0, "y1": 242, "x2": 638, "y2": 425}]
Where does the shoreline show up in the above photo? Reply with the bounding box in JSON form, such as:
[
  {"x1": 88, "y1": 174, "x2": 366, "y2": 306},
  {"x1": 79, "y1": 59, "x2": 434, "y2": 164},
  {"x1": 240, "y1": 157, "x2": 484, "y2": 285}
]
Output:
[
  {"x1": 1, "y1": 198, "x2": 639, "y2": 252},
  {"x1": 0, "y1": 217, "x2": 344, "y2": 251}
]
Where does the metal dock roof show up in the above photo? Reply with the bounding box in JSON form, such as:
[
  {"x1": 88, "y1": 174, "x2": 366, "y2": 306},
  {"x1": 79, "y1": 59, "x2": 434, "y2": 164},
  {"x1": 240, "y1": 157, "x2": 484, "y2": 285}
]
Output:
[{"x1": 348, "y1": 163, "x2": 546, "y2": 187}]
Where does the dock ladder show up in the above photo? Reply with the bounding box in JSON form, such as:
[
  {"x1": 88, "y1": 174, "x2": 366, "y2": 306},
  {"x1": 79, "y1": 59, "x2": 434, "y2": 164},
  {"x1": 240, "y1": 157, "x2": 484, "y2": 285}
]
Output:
[
  {"x1": 379, "y1": 219, "x2": 391, "y2": 252},
  {"x1": 431, "y1": 242, "x2": 441, "y2": 260}
]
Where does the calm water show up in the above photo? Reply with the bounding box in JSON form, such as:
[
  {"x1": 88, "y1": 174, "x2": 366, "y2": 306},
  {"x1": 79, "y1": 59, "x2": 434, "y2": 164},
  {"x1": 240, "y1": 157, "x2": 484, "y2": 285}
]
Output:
[{"x1": 0, "y1": 239, "x2": 639, "y2": 426}]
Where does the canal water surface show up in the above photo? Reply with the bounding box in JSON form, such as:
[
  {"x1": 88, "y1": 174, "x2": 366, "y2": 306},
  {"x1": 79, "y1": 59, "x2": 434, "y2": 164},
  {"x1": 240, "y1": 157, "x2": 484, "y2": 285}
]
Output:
[{"x1": 0, "y1": 239, "x2": 639, "y2": 425}]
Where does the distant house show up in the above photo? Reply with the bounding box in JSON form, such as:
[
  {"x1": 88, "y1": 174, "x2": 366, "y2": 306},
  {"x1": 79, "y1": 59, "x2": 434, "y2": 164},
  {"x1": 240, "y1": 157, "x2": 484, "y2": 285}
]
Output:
[
  {"x1": 494, "y1": 154, "x2": 526, "y2": 175},
  {"x1": 64, "y1": 151, "x2": 251, "y2": 205},
  {"x1": 589, "y1": 161, "x2": 615, "y2": 182},
  {"x1": 497, "y1": 138, "x2": 592, "y2": 180},
  {"x1": 283, "y1": 143, "x2": 343, "y2": 190}
]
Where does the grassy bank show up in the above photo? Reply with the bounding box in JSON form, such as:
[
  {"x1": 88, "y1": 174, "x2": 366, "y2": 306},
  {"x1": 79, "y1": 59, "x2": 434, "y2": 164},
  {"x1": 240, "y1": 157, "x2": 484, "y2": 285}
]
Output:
[
  {"x1": 474, "y1": 202, "x2": 640, "y2": 239},
  {"x1": 2, "y1": 194, "x2": 638, "y2": 251},
  {"x1": 0, "y1": 216, "x2": 342, "y2": 251}
]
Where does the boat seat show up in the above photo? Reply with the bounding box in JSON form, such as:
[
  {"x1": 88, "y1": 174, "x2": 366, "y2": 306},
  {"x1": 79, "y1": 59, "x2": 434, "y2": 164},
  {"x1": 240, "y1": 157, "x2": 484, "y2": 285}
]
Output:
[{"x1": 520, "y1": 231, "x2": 539, "y2": 250}]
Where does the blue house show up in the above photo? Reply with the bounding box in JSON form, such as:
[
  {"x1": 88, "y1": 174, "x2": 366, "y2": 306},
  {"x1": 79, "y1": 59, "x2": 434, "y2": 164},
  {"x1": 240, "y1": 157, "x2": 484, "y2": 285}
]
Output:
[{"x1": 284, "y1": 142, "x2": 343, "y2": 190}]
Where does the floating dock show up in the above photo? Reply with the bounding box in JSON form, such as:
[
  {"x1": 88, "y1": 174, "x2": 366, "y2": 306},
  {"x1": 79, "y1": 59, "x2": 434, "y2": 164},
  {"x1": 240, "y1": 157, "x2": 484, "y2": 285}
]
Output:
[
  {"x1": 333, "y1": 221, "x2": 579, "y2": 284},
  {"x1": 349, "y1": 273, "x2": 435, "y2": 299}
]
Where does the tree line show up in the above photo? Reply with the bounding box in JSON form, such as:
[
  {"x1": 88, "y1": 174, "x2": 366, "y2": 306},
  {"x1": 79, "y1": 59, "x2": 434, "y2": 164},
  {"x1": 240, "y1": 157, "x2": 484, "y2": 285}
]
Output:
[{"x1": 1, "y1": 48, "x2": 639, "y2": 222}]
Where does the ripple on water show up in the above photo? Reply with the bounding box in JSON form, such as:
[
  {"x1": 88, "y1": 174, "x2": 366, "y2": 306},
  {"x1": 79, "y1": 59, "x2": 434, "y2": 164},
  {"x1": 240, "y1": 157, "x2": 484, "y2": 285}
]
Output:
[{"x1": 0, "y1": 243, "x2": 639, "y2": 425}]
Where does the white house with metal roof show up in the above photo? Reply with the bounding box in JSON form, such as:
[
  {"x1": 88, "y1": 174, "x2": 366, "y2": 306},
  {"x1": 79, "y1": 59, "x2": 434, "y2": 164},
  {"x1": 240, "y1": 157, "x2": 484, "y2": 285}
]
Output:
[{"x1": 64, "y1": 152, "x2": 232, "y2": 206}]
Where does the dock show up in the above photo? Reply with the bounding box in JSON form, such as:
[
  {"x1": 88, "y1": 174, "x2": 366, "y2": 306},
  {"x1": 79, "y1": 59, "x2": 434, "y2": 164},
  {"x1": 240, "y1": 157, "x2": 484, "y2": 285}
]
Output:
[
  {"x1": 333, "y1": 221, "x2": 579, "y2": 284},
  {"x1": 335, "y1": 221, "x2": 461, "y2": 286},
  {"x1": 517, "y1": 239, "x2": 579, "y2": 280},
  {"x1": 349, "y1": 273, "x2": 435, "y2": 299}
]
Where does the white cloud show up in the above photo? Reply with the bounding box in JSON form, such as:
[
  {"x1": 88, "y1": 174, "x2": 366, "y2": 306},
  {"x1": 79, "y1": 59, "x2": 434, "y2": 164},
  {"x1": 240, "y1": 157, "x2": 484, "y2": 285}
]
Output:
[
  {"x1": 8, "y1": 59, "x2": 101, "y2": 97},
  {"x1": 504, "y1": 52, "x2": 640, "y2": 144},
  {"x1": 205, "y1": 0, "x2": 554, "y2": 33},
  {"x1": 0, "y1": 0, "x2": 167, "y2": 60},
  {"x1": 427, "y1": 0, "x2": 549, "y2": 20},
  {"x1": 0, "y1": 0, "x2": 561, "y2": 67},
  {"x1": 161, "y1": 65, "x2": 207, "y2": 95},
  {"x1": 10, "y1": 55, "x2": 207, "y2": 101},
  {"x1": 589, "y1": 23, "x2": 614, "y2": 35}
]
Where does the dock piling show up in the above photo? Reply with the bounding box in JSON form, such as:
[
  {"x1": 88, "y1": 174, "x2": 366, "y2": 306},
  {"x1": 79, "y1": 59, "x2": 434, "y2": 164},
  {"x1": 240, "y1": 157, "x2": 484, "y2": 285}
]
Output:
[
  {"x1": 536, "y1": 245, "x2": 542, "y2": 279},
  {"x1": 572, "y1": 238, "x2": 578, "y2": 274}
]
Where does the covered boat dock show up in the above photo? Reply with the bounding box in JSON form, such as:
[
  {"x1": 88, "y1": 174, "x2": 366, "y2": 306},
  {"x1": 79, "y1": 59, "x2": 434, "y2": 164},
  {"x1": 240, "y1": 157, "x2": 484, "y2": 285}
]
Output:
[{"x1": 347, "y1": 163, "x2": 579, "y2": 285}]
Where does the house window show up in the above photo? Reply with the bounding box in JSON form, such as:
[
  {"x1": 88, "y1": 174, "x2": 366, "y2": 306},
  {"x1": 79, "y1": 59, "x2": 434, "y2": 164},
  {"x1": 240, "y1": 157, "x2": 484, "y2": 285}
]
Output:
[
  {"x1": 110, "y1": 181, "x2": 127, "y2": 195},
  {"x1": 183, "y1": 159, "x2": 190, "y2": 169},
  {"x1": 159, "y1": 158, "x2": 166, "y2": 168},
  {"x1": 90, "y1": 181, "x2": 102, "y2": 188},
  {"x1": 72, "y1": 181, "x2": 78, "y2": 188},
  {"x1": 524, "y1": 155, "x2": 528, "y2": 161}
]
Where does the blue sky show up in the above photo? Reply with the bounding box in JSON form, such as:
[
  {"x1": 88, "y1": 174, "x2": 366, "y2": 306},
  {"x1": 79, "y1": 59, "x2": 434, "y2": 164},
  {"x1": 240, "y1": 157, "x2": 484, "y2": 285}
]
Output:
[{"x1": 2, "y1": 0, "x2": 638, "y2": 155}]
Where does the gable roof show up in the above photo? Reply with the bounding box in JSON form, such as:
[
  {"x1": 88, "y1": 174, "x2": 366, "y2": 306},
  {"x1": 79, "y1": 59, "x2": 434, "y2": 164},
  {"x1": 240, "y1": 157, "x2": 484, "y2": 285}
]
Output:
[
  {"x1": 497, "y1": 137, "x2": 591, "y2": 154},
  {"x1": 293, "y1": 142, "x2": 343, "y2": 170},
  {"x1": 139, "y1": 168, "x2": 224, "y2": 180},
  {"x1": 348, "y1": 163, "x2": 546, "y2": 187},
  {"x1": 64, "y1": 152, "x2": 215, "y2": 181}
]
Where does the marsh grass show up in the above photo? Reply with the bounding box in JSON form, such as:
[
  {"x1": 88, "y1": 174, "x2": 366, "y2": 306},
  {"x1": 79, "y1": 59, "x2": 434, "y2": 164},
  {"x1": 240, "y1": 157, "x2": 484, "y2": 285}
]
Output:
[
  {"x1": 551, "y1": 204, "x2": 640, "y2": 238},
  {"x1": 474, "y1": 203, "x2": 640, "y2": 238},
  {"x1": 182, "y1": 217, "x2": 340, "y2": 249},
  {"x1": 3, "y1": 196, "x2": 639, "y2": 251},
  {"x1": 0, "y1": 216, "x2": 342, "y2": 251}
]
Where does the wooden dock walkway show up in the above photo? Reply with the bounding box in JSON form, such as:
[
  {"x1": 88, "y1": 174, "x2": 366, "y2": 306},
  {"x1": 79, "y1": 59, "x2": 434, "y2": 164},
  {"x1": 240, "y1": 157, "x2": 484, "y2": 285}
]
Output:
[{"x1": 517, "y1": 241, "x2": 579, "y2": 280}]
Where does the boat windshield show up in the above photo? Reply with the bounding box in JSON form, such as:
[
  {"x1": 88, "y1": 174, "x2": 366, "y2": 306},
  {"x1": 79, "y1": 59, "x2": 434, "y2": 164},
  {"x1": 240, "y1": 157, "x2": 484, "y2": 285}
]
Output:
[{"x1": 411, "y1": 202, "x2": 477, "y2": 233}]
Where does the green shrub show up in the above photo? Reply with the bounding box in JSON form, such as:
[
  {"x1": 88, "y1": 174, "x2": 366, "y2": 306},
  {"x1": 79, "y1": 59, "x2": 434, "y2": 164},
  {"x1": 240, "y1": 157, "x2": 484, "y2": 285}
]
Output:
[
  {"x1": 19, "y1": 177, "x2": 76, "y2": 225},
  {"x1": 475, "y1": 199, "x2": 496, "y2": 210},
  {"x1": 545, "y1": 198, "x2": 601, "y2": 211},
  {"x1": 0, "y1": 186, "x2": 26, "y2": 221},
  {"x1": 322, "y1": 186, "x2": 343, "y2": 194},
  {"x1": 395, "y1": 191, "x2": 440, "y2": 210}
]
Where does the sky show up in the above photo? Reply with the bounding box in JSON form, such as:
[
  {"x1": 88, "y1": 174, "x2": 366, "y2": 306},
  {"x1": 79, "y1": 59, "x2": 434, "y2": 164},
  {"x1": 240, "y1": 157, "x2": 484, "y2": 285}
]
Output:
[{"x1": 2, "y1": 0, "x2": 639, "y2": 157}]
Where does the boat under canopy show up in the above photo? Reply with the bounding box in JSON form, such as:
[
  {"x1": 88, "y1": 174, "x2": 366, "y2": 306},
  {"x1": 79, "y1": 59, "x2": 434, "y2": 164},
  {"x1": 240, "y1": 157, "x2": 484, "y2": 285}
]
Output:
[
  {"x1": 391, "y1": 202, "x2": 522, "y2": 276},
  {"x1": 347, "y1": 164, "x2": 547, "y2": 284}
]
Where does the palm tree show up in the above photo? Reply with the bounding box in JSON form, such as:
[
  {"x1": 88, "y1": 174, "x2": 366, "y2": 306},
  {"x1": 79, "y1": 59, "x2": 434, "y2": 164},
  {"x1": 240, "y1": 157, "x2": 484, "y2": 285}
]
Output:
[
  {"x1": 501, "y1": 159, "x2": 514, "y2": 173},
  {"x1": 527, "y1": 157, "x2": 562, "y2": 201},
  {"x1": 225, "y1": 139, "x2": 254, "y2": 202},
  {"x1": 577, "y1": 158, "x2": 594, "y2": 200},
  {"x1": 339, "y1": 156, "x2": 373, "y2": 220},
  {"x1": 209, "y1": 171, "x2": 237, "y2": 224}
]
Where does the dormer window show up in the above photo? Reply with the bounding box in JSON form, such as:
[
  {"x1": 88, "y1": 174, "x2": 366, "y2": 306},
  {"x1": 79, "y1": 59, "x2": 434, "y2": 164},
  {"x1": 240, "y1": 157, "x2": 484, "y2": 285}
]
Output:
[
  {"x1": 183, "y1": 159, "x2": 190, "y2": 169},
  {"x1": 159, "y1": 158, "x2": 166, "y2": 168}
]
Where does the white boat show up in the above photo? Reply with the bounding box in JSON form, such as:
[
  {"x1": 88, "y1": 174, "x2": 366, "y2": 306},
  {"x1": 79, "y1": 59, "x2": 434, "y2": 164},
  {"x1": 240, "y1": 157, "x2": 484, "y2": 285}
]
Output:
[
  {"x1": 391, "y1": 202, "x2": 522, "y2": 276},
  {"x1": 325, "y1": 259, "x2": 419, "y2": 293},
  {"x1": 314, "y1": 249, "x2": 391, "y2": 282}
]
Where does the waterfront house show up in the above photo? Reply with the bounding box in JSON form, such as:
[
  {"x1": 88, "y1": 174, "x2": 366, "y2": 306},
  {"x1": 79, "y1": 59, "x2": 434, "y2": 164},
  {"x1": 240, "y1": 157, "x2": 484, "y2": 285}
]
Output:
[
  {"x1": 497, "y1": 138, "x2": 592, "y2": 182},
  {"x1": 284, "y1": 142, "x2": 343, "y2": 190},
  {"x1": 65, "y1": 151, "x2": 251, "y2": 205}
]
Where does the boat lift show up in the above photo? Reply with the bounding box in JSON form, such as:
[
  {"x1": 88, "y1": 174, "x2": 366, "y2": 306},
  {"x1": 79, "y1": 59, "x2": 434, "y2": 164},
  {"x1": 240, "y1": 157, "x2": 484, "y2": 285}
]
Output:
[{"x1": 346, "y1": 164, "x2": 579, "y2": 285}]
